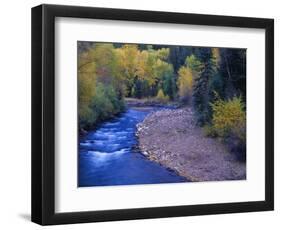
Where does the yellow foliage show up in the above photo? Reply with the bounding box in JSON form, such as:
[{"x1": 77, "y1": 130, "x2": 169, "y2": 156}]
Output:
[
  {"x1": 156, "y1": 89, "x2": 169, "y2": 103},
  {"x1": 115, "y1": 44, "x2": 139, "y2": 79},
  {"x1": 91, "y1": 44, "x2": 116, "y2": 75},
  {"x1": 78, "y1": 53, "x2": 97, "y2": 124},
  {"x1": 136, "y1": 48, "x2": 172, "y2": 87},
  {"x1": 115, "y1": 45, "x2": 140, "y2": 95},
  {"x1": 136, "y1": 50, "x2": 148, "y2": 79},
  {"x1": 211, "y1": 96, "x2": 246, "y2": 141},
  {"x1": 185, "y1": 54, "x2": 202, "y2": 74},
  {"x1": 177, "y1": 66, "x2": 193, "y2": 99},
  {"x1": 156, "y1": 48, "x2": 170, "y2": 61},
  {"x1": 211, "y1": 48, "x2": 220, "y2": 68},
  {"x1": 154, "y1": 59, "x2": 173, "y2": 79},
  {"x1": 78, "y1": 50, "x2": 96, "y2": 73},
  {"x1": 136, "y1": 50, "x2": 157, "y2": 85}
]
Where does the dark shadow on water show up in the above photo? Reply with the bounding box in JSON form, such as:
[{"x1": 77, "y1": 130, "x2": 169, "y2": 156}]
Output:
[{"x1": 18, "y1": 213, "x2": 31, "y2": 222}]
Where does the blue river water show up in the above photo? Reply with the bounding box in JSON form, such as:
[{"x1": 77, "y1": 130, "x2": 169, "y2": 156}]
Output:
[{"x1": 79, "y1": 107, "x2": 187, "y2": 187}]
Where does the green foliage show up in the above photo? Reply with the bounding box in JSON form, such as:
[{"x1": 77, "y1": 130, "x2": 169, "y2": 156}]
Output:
[
  {"x1": 121, "y1": 47, "x2": 176, "y2": 99},
  {"x1": 219, "y1": 48, "x2": 246, "y2": 100},
  {"x1": 91, "y1": 83, "x2": 125, "y2": 123},
  {"x1": 191, "y1": 47, "x2": 246, "y2": 128},
  {"x1": 176, "y1": 54, "x2": 202, "y2": 105},
  {"x1": 162, "y1": 72, "x2": 177, "y2": 100},
  {"x1": 78, "y1": 52, "x2": 97, "y2": 129},
  {"x1": 168, "y1": 46, "x2": 192, "y2": 72},
  {"x1": 90, "y1": 44, "x2": 116, "y2": 80},
  {"x1": 156, "y1": 48, "x2": 170, "y2": 61},
  {"x1": 78, "y1": 44, "x2": 126, "y2": 129},
  {"x1": 154, "y1": 59, "x2": 176, "y2": 99},
  {"x1": 185, "y1": 54, "x2": 202, "y2": 73},
  {"x1": 115, "y1": 44, "x2": 139, "y2": 95},
  {"x1": 131, "y1": 79, "x2": 150, "y2": 99},
  {"x1": 78, "y1": 41, "x2": 247, "y2": 143},
  {"x1": 192, "y1": 50, "x2": 217, "y2": 125},
  {"x1": 203, "y1": 124, "x2": 217, "y2": 137},
  {"x1": 210, "y1": 96, "x2": 246, "y2": 142},
  {"x1": 136, "y1": 49, "x2": 171, "y2": 87}
]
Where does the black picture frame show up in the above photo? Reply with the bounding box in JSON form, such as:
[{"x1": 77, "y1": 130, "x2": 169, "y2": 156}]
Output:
[{"x1": 31, "y1": 4, "x2": 274, "y2": 225}]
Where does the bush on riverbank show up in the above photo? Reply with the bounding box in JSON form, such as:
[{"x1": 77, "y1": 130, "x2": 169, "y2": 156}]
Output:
[
  {"x1": 156, "y1": 89, "x2": 170, "y2": 103},
  {"x1": 78, "y1": 44, "x2": 127, "y2": 130},
  {"x1": 78, "y1": 43, "x2": 178, "y2": 129},
  {"x1": 78, "y1": 42, "x2": 246, "y2": 142},
  {"x1": 137, "y1": 107, "x2": 246, "y2": 181},
  {"x1": 211, "y1": 96, "x2": 246, "y2": 140},
  {"x1": 92, "y1": 83, "x2": 125, "y2": 120},
  {"x1": 79, "y1": 82, "x2": 125, "y2": 130},
  {"x1": 204, "y1": 96, "x2": 246, "y2": 160}
]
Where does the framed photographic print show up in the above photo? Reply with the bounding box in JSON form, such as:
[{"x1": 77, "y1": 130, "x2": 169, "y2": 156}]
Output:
[{"x1": 31, "y1": 4, "x2": 274, "y2": 225}]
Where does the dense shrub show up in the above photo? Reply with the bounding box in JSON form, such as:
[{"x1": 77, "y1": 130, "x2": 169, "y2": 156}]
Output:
[
  {"x1": 211, "y1": 96, "x2": 246, "y2": 139},
  {"x1": 209, "y1": 96, "x2": 246, "y2": 160},
  {"x1": 203, "y1": 124, "x2": 217, "y2": 138},
  {"x1": 156, "y1": 89, "x2": 169, "y2": 103},
  {"x1": 91, "y1": 83, "x2": 125, "y2": 123},
  {"x1": 78, "y1": 58, "x2": 97, "y2": 129},
  {"x1": 79, "y1": 83, "x2": 125, "y2": 130},
  {"x1": 78, "y1": 43, "x2": 247, "y2": 143}
]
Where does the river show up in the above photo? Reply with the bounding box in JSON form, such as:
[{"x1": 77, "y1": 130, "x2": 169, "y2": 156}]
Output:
[{"x1": 79, "y1": 107, "x2": 187, "y2": 187}]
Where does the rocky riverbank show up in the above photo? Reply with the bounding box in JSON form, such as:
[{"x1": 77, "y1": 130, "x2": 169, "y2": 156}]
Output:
[
  {"x1": 136, "y1": 107, "x2": 246, "y2": 182},
  {"x1": 125, "y1": 97, "x2": 180, "y2": 108}
]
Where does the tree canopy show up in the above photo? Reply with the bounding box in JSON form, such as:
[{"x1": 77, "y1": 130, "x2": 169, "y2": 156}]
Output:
[{"x1": 78, "y1": 42, "x2": 246, "y2": 133}]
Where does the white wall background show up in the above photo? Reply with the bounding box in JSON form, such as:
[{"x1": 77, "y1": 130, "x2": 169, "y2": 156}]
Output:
[{"x1": 0, "y1": 0, "x2": 278, "y2": 229}]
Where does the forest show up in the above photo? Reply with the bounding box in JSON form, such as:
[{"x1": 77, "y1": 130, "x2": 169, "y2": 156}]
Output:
[{"x1": 78, "y1": 42, "x2": 246, "y2": 156}]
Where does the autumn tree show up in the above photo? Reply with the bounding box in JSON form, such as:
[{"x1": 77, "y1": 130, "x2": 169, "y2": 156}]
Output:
[
  {"x1": 177, "y1": 66, "x2": 193, "y2": 103},
  {"x1": 78, "y1": 43, "x2": 126, "y2": 129},
  {"x1": 115, "y1": 44, "x2": 139, "y2": 96},
  {"x1": 78, "y1": 50, "x2": 97, "y2": 128},
  {"x1": 77, "y1": 41, "x2": 246, "y2": 137},
  {"x1": 134, "y1": 48, "x2": 173, "y2": 98}
]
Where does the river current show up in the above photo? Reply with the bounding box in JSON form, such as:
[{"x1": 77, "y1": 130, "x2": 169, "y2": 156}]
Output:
[{"x1": 79, "y1": 107, "x2": 186, "y2": 187}]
